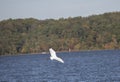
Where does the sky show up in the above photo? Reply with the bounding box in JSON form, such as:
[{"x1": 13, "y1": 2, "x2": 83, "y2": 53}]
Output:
[{"x1": 0, "y1": 0, "x2": 120, "y2": 20}]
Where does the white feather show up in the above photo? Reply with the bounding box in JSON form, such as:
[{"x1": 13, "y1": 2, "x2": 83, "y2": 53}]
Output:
[{"x1": 49, "y1": 48, "x2": 64, "y2": 63}]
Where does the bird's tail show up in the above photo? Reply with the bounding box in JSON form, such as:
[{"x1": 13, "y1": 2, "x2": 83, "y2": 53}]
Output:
[{"x1": 50, "y1": 57, "x2": 54, "y2": 60}]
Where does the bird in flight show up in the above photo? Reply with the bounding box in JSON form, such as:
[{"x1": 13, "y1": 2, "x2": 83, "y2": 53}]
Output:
[{"x1": 49, "y1": 48, "x2": 64, "y2": 63}]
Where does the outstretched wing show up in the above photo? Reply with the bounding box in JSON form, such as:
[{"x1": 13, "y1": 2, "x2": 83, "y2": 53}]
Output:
[
  {"x1": 49, "y1": 48, "x2": 57, "y2": 57},
  {"x1": 55, "y1": 57, "x2": 64, "y2": 63}
]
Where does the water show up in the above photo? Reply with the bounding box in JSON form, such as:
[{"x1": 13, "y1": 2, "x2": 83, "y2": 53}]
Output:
[{"x1": 0, "y1": 50, "x2": 120, "y2": 82}]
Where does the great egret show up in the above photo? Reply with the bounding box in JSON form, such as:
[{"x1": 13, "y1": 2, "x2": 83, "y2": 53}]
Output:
[{"x1": 49, "y1": 48, "x2": 64, "y2": 63}]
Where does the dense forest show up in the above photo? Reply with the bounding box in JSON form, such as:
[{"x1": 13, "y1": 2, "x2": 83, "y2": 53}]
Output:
[{"x1": 0, "y1": 12, "x2": 120, "y2": 55}]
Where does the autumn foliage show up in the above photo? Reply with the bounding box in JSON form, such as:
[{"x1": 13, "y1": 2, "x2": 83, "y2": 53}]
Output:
[{"x1": 0, "y1": 12, "x2": 120, "y2": 55}]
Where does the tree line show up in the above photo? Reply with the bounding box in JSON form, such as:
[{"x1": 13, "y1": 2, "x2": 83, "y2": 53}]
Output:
[{"x1": 0, "y1": 12, "x2": 120, "y2": 55}]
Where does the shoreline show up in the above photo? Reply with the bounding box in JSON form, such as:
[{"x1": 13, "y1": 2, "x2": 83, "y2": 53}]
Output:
[{"x1": 0, "y1": 49, "x2": 119, "y2": 57}]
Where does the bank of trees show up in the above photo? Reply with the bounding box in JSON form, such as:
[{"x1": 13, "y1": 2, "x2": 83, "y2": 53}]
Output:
[{"x1": 0, "y1": 12, "x2": 120, "y2": 55}]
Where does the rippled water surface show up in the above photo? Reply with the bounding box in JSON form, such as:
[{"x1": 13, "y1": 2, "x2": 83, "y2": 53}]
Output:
[{"x1": 0, "y1": 50, "x2": 120, "y2": 82}]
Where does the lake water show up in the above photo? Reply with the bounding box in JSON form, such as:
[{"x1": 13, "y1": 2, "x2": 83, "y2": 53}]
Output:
[{"x1": 0, "y1": 50, "x2": 120, "y2": 82}]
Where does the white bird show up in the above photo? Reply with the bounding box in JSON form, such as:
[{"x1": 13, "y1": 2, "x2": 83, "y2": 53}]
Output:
[{"x1": 49, "y1": 48, "x2": 64, "y2": 63}]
